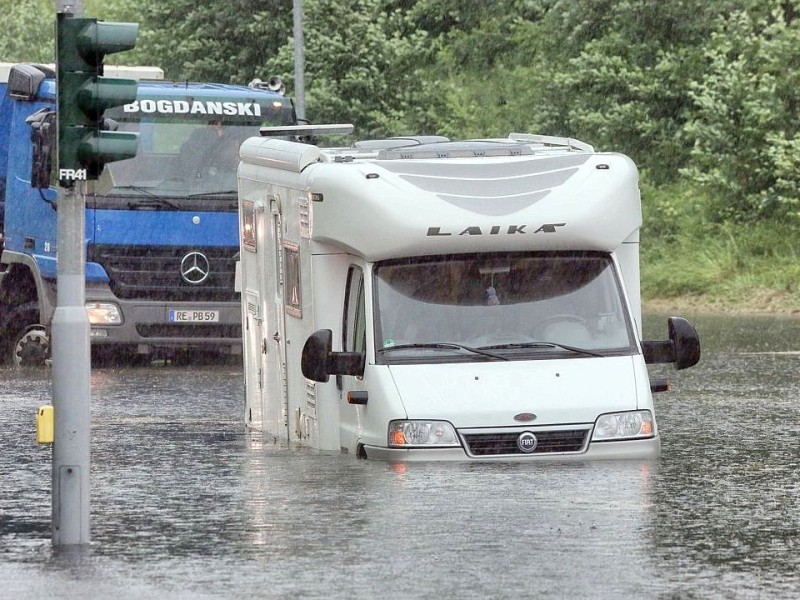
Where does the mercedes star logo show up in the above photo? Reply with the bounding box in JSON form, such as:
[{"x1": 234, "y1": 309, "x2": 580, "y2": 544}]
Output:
[{"x1": 180, "y1": 251, "x2": 210, "y2": 284}]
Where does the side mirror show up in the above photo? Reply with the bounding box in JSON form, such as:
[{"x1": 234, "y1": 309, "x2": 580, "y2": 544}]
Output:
[
  {"x1": 26, "y1": 108, "x2": 56, "y2": 189},
  {"x1": 642, "y1": 316, "x2": 701, "y2": 370},
  {"x1": 301, "y1": 329, "x2": 365, "y2": 383},
  {"x1": 669, "y1": 317, "x2": 701, "y2": 369},
  {"x1": 301, "y1": 329, "x2": 333, "y2": 381}
]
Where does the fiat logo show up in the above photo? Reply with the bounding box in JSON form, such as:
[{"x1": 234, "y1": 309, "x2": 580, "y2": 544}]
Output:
[{"x1": 517, "y1": 431, "x2": 538, "y2": 453}]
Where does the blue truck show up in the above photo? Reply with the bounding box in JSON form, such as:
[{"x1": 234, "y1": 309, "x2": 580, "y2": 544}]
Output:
[{"x1": 0, "y1": 62, "x2": 296, "y2": 365}]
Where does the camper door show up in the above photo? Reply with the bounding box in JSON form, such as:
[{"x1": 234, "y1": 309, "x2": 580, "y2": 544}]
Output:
[
  {"x1": 337, "y1": 264, "x2": 368, "y2": 452},
  {"x1": 241, "y1": 197, "x2": 289, "y2": 437}
]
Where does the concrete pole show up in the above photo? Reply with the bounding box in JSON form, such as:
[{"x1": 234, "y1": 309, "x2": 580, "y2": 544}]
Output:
[
  {"x1": 52, "y1": 0, "x2": 91, "y2": 546},
  {"x1": 51, "y1": 182, "x2": 92, "y2": 545},
  {"x1": 293, "y1": 0, "x2": 306, "y2": 122}
]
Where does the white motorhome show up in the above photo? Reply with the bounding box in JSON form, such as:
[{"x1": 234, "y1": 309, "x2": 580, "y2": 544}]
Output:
[{"x1": 236, "y1": 129, "x2": 700, "y2": 461}]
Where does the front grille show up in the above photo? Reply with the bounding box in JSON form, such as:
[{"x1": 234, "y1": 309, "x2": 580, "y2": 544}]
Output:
[
  {"x1": 462, "y1": 429, "x2": 590, "y2": 456},
  {"x1": 89, "y1": 245, "x2": 239, "y2": 302},
  {"x1": 136, "y1": 323, "x2": 242, "y2": 339}
]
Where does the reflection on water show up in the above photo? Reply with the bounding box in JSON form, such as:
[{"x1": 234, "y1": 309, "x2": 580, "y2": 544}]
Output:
[
  {"x1": 645, "y1": 312, "x2": 800, "y2": 598},
  {"x1": 1, "y1": 314, "x2": 799, "y2": 598}
]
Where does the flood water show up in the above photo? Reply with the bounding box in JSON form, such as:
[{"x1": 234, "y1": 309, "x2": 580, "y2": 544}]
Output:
[{"x1": 1, "y1": 313, "x2": 799, "y2": 599}]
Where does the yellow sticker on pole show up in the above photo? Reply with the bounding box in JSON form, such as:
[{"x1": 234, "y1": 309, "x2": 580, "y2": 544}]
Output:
[{"x1": 36, "y1": 405, "x2": 54, "y2": 444}]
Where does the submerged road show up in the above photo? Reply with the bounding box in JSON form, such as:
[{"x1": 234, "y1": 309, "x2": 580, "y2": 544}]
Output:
[{"x1": 1, "y1": 313, "x2": 800, "y2": 599}]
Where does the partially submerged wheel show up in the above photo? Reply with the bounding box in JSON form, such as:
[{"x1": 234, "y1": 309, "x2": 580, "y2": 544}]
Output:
[
  {"x1": 13, "y1": 325, "x2": 50, "y2": 367},
  {"x1": 0, "y1": 302, "x2": 49, "y2": 367}
]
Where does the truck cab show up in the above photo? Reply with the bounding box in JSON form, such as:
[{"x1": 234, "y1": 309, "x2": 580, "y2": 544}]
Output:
[{"x1": 0, "y1": 63, "x2": 295, "y2": 365}]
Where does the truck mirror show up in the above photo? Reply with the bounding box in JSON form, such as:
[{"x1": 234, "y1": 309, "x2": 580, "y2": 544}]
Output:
[
  {"x1": 26, "y1": 108, "x2": 56, "y2": 189},
  {"x1": 301, "y1": 329, "x2": 366, "y2": 382},
  {"x1": 642, "y1": 317, "x2": 701, "y2": 370}
]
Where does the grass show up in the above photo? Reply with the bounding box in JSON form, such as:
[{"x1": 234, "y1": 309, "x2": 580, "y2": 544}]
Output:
[{"x1": 639, "y1": 183, "x2": 800, "y2": 316}]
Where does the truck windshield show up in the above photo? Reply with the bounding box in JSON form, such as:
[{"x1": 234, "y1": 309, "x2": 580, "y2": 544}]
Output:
[
  {"x1": 97, "y1": 96, "x2": 294, "y2": 199},
  {"x1": 373, "y1": 252, "x2": 636, "y2": 363}
]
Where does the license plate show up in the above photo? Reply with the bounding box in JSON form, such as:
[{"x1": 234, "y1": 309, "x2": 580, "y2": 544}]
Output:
[{"x1": 169, "y1": 310, "x2": 220, "y2": 323}]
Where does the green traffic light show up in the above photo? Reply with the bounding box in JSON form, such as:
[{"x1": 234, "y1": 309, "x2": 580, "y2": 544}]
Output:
[
  {"x1": 79, "y1": 131, "x2": 139, "y2": 179},
  {"x1": 76, "y1": 77, "x2": 138, "y2": 116},
  {"x1": 57, "y1": 17, "x2": 138, "y2": 72},
  {"x1": 56, "y1": 13, "x2": 140, "y2": 184},
  {"x1": 77, "y1": 21, "x2": 138, "y2": 64}
]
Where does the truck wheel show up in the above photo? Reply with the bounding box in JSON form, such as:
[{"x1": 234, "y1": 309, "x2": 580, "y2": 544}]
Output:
[
  {"x1": 0, "y1": 303, "x2": 50, "y2": 367},
  {"x1": 13, "y1": 325, "x2": 50, "y2": 367}
]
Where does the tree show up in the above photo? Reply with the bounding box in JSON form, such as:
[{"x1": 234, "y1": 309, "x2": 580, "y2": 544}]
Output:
[
  {"x1": 0, "y1": 0, "x2": 161, "y2": 66},
  {"x1": 134, "y1": 0, "x2": 291, "y2": 83},
  {"x1": 504, "y1": 0, "x2": 746, "y2": 183},
  {"x1": 682, "y1": 4, "x2": 800, "y2": 222},
  {"x1": 402, "y1": 0, "x2": 551, "y2": 139},
  {"x1": 0, "y1": 0, "x2": 58, "y2": 63},
  {"x1": 267, "y1": 0, "x2": 447, "y2": 136}
]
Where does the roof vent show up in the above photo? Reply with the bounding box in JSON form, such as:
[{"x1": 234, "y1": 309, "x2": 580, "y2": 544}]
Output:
[
  {"x1": 352, "y1": 136, "x2": 450, "y2": 151},
  {"x1": 377, "y1": 141, "x2": 533, "y2": 161}
]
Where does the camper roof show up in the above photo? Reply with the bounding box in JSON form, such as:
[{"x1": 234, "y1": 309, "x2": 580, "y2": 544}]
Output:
[{"x1": 239, "y1": 133, "x2": 641, "y2": 262}]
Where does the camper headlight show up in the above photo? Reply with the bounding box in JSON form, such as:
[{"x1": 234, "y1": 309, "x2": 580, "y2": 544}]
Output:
[
  {"x1": 86, "y1": 302, "x2": 122, "y2": 325},
  {"x1": 592, "y1": 410, "x2": 655, "y2": 441},
  {"x1": 388, "y1": 420, "x2": 460, "y2": 448}
]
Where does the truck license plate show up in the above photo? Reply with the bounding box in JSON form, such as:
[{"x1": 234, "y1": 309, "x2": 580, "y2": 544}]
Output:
[{"x1": 169, "y1": 310, "x2": 220, "y2": 322}]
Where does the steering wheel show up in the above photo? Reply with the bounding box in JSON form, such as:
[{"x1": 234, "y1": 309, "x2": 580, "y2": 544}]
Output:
[{"x1": 534, "y1": 315, "x2": 588, "y2": 338}]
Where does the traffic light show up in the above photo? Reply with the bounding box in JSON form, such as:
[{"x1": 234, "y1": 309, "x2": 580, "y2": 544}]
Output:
[{"x1": 56, "y1": 13, "x2": 139, "y2": 185}]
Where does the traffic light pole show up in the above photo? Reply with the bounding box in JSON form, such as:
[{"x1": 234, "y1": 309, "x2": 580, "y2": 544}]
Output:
[
  {"x1": 50, "y1": 0, "x2": 91, "y2": 550},
  {"x1": 51, "y1": 180, "x2": 92, "y2": 545},
  {"x1": 51, "y1": 8, "x2": 139, "y2": 546}
]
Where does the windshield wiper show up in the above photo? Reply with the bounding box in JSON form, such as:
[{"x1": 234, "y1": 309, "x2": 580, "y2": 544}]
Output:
[
  {"x1": 479, "y1": 341, "x2": 604, "y2": 358},
  {"x1": 127, "y1": 197, "x2": 181, "y2": 210},
  {"x1": 111, "y1": 185, "x2": 160, "y2": 197},
  {"x1": 379, "y1": 343, "x2": 509, "y2": 361},
  {"x1": 187, "y1": 190, "x2": 238, "y2": 197}
]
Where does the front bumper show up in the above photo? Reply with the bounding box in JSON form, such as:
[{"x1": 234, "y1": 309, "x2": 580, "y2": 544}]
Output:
[
  {"x1": 87, "y1": 289, "x2": 242, "y2": 353},
  {"x1": 361, "y1": 435, "x2": 660, "y2": 462}
]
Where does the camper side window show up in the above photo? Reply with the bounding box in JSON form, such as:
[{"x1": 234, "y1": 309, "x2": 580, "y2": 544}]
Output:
[{"x1": 343, "y1": 266, "x2": 366, "y2": 354}]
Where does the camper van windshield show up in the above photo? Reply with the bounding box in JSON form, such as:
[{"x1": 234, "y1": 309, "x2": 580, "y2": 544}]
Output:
[
  {"x1": 374, "y1": 252, "x2": 636, "y2": 363},
  {"x1": 95, "y1": 98, "x2": 294, "y2": 199}
]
